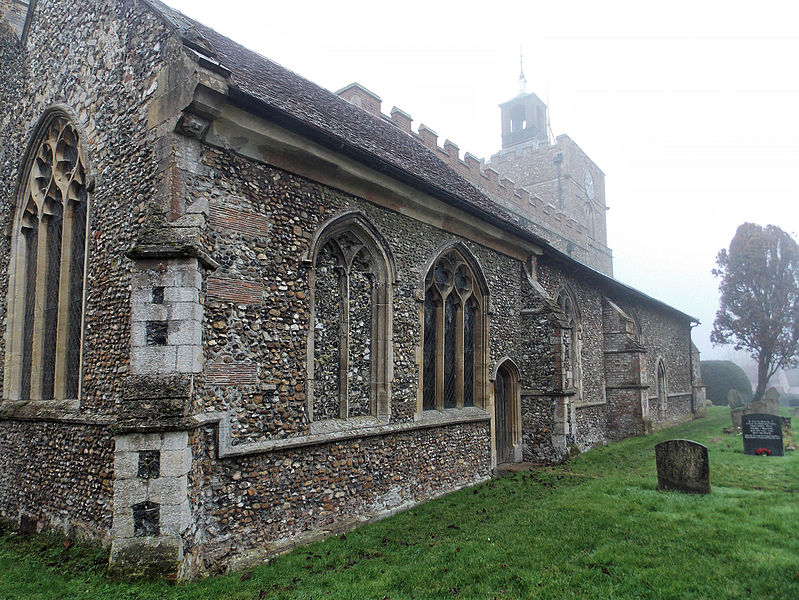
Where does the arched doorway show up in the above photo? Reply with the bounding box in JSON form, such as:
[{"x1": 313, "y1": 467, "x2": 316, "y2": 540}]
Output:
[{"x1": 494, "y1": 359, "x2": 520, "y2": 464}]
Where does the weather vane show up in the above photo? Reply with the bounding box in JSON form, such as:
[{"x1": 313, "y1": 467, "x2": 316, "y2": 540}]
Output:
[{"x1": 519, "y1": 44, "x2": 527, "y2": 94}]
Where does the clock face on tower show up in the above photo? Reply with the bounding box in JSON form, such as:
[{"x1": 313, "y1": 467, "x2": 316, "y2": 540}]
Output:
[{"x1": 584, "y1": 170, "x2": 595, "y2": 200}]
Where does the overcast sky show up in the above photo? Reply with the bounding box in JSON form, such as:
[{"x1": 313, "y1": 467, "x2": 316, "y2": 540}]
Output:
[{"x1": 163, "y1": 0, "x2": 799, "y2": 362}]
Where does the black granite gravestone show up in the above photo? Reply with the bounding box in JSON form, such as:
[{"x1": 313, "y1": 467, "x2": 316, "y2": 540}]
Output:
[
  {"x1": 655, "y1": 439, "x2": 710, "y2": 494},
  {"x1": 742, "y1": 413, "x2": 784, "y2": 456}
]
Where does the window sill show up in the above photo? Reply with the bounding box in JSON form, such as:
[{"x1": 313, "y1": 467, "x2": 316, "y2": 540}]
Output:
[
  {"x1": 414, "y1": 406, "x2": 490, "y2": 426},
  {"x1": 573, "y1": 400, "x2": 607, "y2": 409},
  {"x1": 215, "y1": 407, "x2": 490, "y2": 458},
  {"x1": 309, "y1": 415, "x2": 387, "y2": 436}
]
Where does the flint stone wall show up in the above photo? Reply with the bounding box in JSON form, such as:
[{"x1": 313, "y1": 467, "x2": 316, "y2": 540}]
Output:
[
  {"x1": 0, "y1": 421, "x2": 114, "y2": 540},
  {"x1": 0, "y1": 0, "x2": 175, "y2": 413},
  {"x1": 615, "y1": 299, "x2": 693, "y2": 427},
  {"x1": 0, "y1": 0, "x2": 176, "y2": 539},
  {"x1": 190, "y1": 145, "x2": 523, "y2": 443},
  {"x1": 185, "y1": 420, "x2": 491, "y2": 574}
]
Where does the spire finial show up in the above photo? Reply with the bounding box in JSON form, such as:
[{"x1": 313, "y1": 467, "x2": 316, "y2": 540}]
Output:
[{"x1": 519, "y1": 45, "x2": 527, "y2": 94}]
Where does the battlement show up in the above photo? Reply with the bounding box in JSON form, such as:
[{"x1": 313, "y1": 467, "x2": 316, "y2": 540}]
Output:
[{"x1": 335, "y1": 82, "x2": 611, "y2": 274}]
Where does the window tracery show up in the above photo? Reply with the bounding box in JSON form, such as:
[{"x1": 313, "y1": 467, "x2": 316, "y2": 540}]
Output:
[
  {"x1": 308, "y1": 215, "x2": 392, "y2": 423},
  {"x1": 422, "y1": 248, "x2": 486, "y2": 411},
  {"x1": 556, "y1": 287, "x2": 581, "y2": 399},
  {"x1": 5, "y1": 114, "x2": 89, "y2": 402}
]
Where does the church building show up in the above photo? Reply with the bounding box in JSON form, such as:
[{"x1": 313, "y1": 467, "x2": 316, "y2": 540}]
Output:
[{"x1": 0, "y1": 0, "x2": 705, "y2": 578}]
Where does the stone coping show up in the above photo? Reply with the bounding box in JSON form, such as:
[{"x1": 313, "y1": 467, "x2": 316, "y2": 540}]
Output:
[
  {"x1": 520, "y1": 389, "x2": 577, "y2": 398},
  {"x1": 217, "y1": 407, "x2": 491, "y2": 458},
  {"x1": 647, "y1": 391, "x2": 692, "y2": 401},
  {"x1": 605, "y1": 384, "x2": 649, "y2": 390},
  {"x1": 0, "y1": 400, "x2": 115, "y2": 425},
  {"x1": 573, "y1": 400, "x2": 607, "y2": 409}
]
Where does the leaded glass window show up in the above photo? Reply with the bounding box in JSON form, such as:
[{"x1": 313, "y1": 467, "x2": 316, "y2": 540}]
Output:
[
  {"x1": 422, "y1": 248, "x2": 485, "y2": 411},
  {"x1": 7, "y1": 115, "x2": 89, "y2": 402}
]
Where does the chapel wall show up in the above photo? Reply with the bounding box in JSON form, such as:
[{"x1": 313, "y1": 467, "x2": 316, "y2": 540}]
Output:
[
  {"x1": 535, "y1": 261, "x2": 607, "y2": 408},
  {"x1": 185, "y1": 420, "x2": 491, "y2": 575},
  {"x1": 0, "y1": 0, "x2": 175, "y2": 414},
  {"x1": 0, "y1": 0, "x2": 177, "y2": 538},
  {"x1": 524, "y1": 259, "x2": 611, "y2": 453},
  {"x1": 612, "y1": 299, "x2": 694, "y2": 427},
  {"x1": 190, "y1": 145, "x2": 525, "y2": 442}
]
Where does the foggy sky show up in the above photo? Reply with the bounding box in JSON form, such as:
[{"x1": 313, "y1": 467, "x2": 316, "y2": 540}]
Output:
[{"x1": 162, "y1": 0, "x2": 799, "y2": 362}]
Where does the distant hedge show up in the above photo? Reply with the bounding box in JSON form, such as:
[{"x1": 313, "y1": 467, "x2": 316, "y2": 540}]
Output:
[
  {"x1": 780, "y1": 393, "x2": 799, "y2": 407},
  {"x1": 701, "y1": 360, "x2": 753, "y2": 405}
]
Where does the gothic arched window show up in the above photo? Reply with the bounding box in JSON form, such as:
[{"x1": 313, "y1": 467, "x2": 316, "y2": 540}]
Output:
[
  {"x1": 556, "y1": 287, "x2": 581, "y2": 399},
  {"x1": 422, "y1": 247, "x2": 487, "y2": 411},
  {"x1": 308, "y1": 214, "x2": 393, "y2": 423},
  {"x1": 656, "y1": 359, "x2": 668, "y2": 419},
  {"x1": 5, "y1": 113, "x2": 89, "y2": 402}
]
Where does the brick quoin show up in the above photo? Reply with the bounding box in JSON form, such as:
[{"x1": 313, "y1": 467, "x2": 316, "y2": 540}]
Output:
[
  {"x1": 209, "y1": 202, "x2": 271, "y2": 238},
  {"x1": 207, "y1": 276, "x2": 264, "y2": 304}
]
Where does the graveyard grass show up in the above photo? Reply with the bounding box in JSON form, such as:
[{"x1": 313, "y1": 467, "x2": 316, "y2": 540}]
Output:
[{"x1": 0, "y1": 405, "x2": 797, "y2": 599}]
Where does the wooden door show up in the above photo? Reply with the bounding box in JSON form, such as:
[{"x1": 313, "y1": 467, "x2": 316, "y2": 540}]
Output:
[{"x1": 495, "y1": 368, "x2": 513, "y2": 464}]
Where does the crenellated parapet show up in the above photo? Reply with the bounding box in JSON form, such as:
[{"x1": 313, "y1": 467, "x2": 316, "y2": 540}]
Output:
[{"x1": 336, "y1": 83, "x2": 610, "y2": 274}]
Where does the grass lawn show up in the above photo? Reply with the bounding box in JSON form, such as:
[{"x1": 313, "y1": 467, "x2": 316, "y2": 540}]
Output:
[{"x1": 1, "y1": 405, "x2": 796, "y2": 599}]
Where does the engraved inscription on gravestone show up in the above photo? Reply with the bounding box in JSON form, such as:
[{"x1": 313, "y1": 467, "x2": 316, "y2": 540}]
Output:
[
  {"x1": 742, "y1": 413, "x2": 784, "y2": 456},
  {"x1": 655, "y1": 439, "x2": 711, "y2": 494}
]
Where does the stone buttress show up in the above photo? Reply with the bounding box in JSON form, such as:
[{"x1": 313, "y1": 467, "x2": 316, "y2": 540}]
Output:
[{"x1": 108, "y1": 34, "x2": 226, "y2": 578}]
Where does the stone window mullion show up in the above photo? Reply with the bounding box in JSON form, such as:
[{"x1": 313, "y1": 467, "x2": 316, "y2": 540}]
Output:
[
  {"x1": 475, "y1": 299, "x2": 487, "y2": 410},
  {"x1": 454, "y1": 300, "x2": 464, "y2": 408},
  {"x1": 337, "y1": 265, "x2": 349, "y2": 419},
  {"x1": 435, "y1": 295, "x2": 445, "y2": 410},
  {"x1": 30, "y1": 211, "x2": 55, "y2": 401},
  {"x1": 369, "y1": 276, "x2": 379, "y2": 416},
  {"x1": 53, "y1": 192, "x2": 77, "y2": 399},
  {"x1": 18, "y1": 217, "x2": 39, "y2": 401}
]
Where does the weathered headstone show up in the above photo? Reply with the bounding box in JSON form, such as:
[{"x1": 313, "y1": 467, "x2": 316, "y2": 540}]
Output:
[
  {"x1": 655, "y1": 439, "x2": 711, "y2": 494},
  {"x1": 731, "y1": 407, "x2": 745, "y2": 429},
  {"x1": 764, "y1": 387, "x2": 781, "y2": 411},
  {"x1": 746, "y1": 387, "x2": 780, "y2": 416},
  {"x1": 742, "y1": 413, "x2": 784, "y2": 456},
  {"x1": 727, "y1": 388, "x2": 745, "y2": 408}
]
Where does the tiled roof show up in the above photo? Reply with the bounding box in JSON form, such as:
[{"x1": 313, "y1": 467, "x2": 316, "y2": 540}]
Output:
[
  {"x1": 145, "y1": 1, "x2": 526, "y2": 231},
  {"x1": 142, "y1": 1, "x2": 698, "y2": 323}
]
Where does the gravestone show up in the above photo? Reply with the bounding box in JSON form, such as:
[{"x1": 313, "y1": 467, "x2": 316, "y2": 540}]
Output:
[
  {"x1": 742, "y1": 413, "x2": 784, "y2": 456},
  {"x1": 746, "y1": 387, "x2": 780, "y2": 416},
  {"x1": 655, "y1": 439, "x2": 711, "y2": 494},
  {"x1": 727, "y1": 388, "x2": 745, "y2": 408},
  {"x1": 730, "y1": 407, "x2": 745, "y2": 429}
]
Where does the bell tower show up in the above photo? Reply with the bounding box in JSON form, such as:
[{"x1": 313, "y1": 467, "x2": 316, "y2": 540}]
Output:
[{"x1": 499, "y1": 92, "x2": 548, "y2": 149}]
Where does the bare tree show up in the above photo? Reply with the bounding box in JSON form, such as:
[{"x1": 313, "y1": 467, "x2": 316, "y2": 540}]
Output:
[{"x1": 712, "y1": 223, "x2": 799, "y2": 403}]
